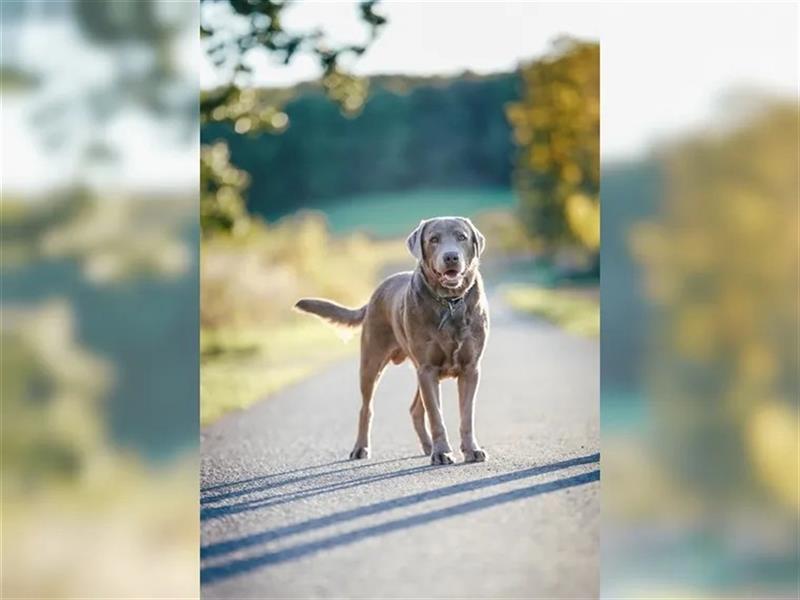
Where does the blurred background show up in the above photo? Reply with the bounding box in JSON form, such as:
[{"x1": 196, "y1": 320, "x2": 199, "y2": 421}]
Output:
[
  {"x1": 598, "y1": 3, "x2": 798, "y2": 599},
  {"x1": 2, "y1": 1, "x2": 797, "y2": 598},
  {"x1": 205, "y1": 1, "x2": 798, "y2": 598},
  {"x1": 199, "y1": 2, "x2": 600, "y2": 425},
  {"x1": 2, "y1": 0, "x2": 199, "y2": 596}
]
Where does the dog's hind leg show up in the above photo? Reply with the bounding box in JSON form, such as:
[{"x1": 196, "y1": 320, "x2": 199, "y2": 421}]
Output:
[
  {"x1": 349, "y1": 352, "x2": 389, "y2": 460},
  {"x1": 409, "y1": 389, "x2": 433, "y2": 455}
]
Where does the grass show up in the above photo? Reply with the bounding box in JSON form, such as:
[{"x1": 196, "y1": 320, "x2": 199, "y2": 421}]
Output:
[
  {"x1": 198, "y1": 193, "x2": 566, "y2": 426},
  {"x1": 503, "y1": 284, "x2": 599, "y2": 337},
  {"x1": 200, "y1": 210, "x2": 410, "y2": 425},
  {"x1": 200, "y1": 319, "x2": 358, "y2": 424},
  {"x1": 272, "y1": 187, "x2": 517, "y2": 237}
]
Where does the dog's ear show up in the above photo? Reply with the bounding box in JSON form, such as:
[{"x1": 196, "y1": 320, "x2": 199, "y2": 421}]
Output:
[
  {"x1": 406, "y1": 219, "x2": 427, "y2": 261},
  {"x1": 462, "y1": 217, "x2": 486, "y2": 257}
]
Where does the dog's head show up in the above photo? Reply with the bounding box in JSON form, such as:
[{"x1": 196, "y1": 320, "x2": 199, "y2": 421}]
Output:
[{"x1": 406, "y1": 216, "x2": 486, "y2": 294}]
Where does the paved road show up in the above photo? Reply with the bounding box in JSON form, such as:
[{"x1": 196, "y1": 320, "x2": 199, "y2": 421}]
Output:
[{"x1": 201, "y1": 297, "x2": 599, "y2": 598}]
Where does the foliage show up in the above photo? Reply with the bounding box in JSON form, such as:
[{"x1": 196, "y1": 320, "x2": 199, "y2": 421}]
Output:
[
  {"x1": 201, "y1": 0, "x2": 386, "y2": 124},
  {"x1": 2, "y1": 301, "x2": 111, "y2": 485},
  {"x1": 199, "y1": 1, "x2": 397, "y2": 416},
  {"x1": 596, "y1": 160, "x2": 662, "y2": 390},
  {"x1": 200, "y1": 212, "x2": 408, "y2": 422},
  {"x1": 3, "y1": 6, "x2": 199, "y2": 594},
  {"x1": 473, "y1": 209, "x2": 537, "y2": 255},
  {"x1": 2, "y1": 191, "x2": 192, "y2": 283},
  {"x1": 200, "y1": 142, "x2": 252, "y2": 236},
  {"x1": 200, "y1": 0, "x2": 387, "y2": 235},
  {"x1": 0, "y1": 65, "x2": 39, "y2": 92},
  {"x1": 201, "y1": 212, "x2": 406, "y2": 328},
  {"x1": 503, "y1": 285, "x2": 599, "y2": 337},
  {"x1": 3, "y1": 197, "x2": 200, "y2": 591},
  {"x1": 507, "y1": 38, "x2": 599, "y2": 253},
  {"x1": 631, "y1": 101, "x2": 799, "y2": 511},
  {"x1": 202, "y1": 72, "x2": 519, "y2": 218},
  {"x1": 2, "y1": 299, "x2": 197, "y2": 595},
  {"x1": 200, "y1": 322, "x2": 356, "y2": 424},
  {"x1": 3, "y1": 191, "x2": 199, "y2": 458}
]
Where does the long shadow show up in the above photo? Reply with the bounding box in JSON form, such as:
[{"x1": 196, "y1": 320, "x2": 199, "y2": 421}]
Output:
[
  {"x1": 201, "y1": 459, "x2": 351, "y2": 494},
  {"x1": 202, "y1": 456, "x2": 420, "y2": 505},
  {"x1": 202, "y1": 462, "x2": 433, "y2": 521},
  {"x1": 202, "y1": 452, "x2": 598, "y2": 558},
  {"x1": 201, "y1": 466, "x2": 600, "y2": 584}
]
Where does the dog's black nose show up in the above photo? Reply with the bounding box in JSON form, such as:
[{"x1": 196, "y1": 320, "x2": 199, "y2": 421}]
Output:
[{"x1": 443, "y1": 252, "x2": 460, "y2": 266}]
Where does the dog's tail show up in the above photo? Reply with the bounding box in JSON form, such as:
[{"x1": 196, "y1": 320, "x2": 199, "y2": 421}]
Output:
[{"x1": 294, "y1": 298, "x2": 367, "y2": 328}]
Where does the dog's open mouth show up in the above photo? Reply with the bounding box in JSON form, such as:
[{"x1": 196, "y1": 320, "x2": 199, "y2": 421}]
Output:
[{"x1": 438, "y1": 268, "x2": 464, "y2": 288}]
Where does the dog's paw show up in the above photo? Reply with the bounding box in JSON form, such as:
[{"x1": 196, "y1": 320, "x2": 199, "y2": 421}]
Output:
[
  {"x1": 349, "y1": 446, "x2": 370, "y2": 460},
  {"x1": 462, "y1": 448, "x2": 488, "y2": 463},
  {"x1": 430, "y1": 451, "x2": 455, "y2": 466}
]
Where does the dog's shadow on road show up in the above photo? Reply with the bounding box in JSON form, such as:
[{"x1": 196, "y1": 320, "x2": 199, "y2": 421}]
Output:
[
  {"x1": 200, "y1": 452, "x2": 600, "y2": 585},
  {"x1": 201, "y1": 456, "x2": 427, "y2": 520}
]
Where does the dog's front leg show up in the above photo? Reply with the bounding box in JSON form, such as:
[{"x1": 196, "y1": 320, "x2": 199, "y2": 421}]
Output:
[
  {"x1": 458, "y1": 367, "x2": 487, "y2": 463},
  {"x1": 417, "y1": 366, "x2": 454, "y2": 465}
]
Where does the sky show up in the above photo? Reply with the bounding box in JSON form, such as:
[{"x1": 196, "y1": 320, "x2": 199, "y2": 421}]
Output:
[
  {"x1": 1, "y1": 5, "x2": 200, "y2": 196},
  {"x1": 202, "y1": 1, "x2": 797, "y2": 159},
  {"x1": 2, "y1": 2, "x2": 797, "y2": 194}
]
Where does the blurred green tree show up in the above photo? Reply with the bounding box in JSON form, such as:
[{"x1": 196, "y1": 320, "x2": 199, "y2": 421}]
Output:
[
  {"x1": 506, "y1": 38, "x2": 599, "y2": 257},
  {"x1": 631, "y1": 101, "x2": 799, "y2": 512},
  {"x1": 200, "y1": 142, "x2": 252, "y2": 235},
  {"x1": 19, "y1": 0, "x2": 195, "y2": 172},
  {"x1": 201, "y1": 72, "x2": 520, "y2": 217},
  {"x1": 200, "y1": 0, "x2": 387, "y2": 235}
]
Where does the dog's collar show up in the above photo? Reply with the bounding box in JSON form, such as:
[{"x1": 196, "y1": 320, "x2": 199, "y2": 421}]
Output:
[
  {"x1": 416, "y1": 270, "x2": 471, "y2": 330},
  {"x1": 436, "y1": 296, "x2": 465, "y2": 330}
]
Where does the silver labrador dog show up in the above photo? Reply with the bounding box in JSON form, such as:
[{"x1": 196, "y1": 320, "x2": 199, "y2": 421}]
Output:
[{"x1": 295, "y1": 216, "x2": 489, "y2": 465}]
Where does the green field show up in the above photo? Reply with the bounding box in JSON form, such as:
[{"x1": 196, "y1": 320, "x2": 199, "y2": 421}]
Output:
[
  {"x1": 272, "y1": 187, "x2": 517, "y2": 237},
  {"x1": 502, "y1": 284, "x2": 599, "y2": 338},
  {"x1": 201, "y1": 321, "x2": 358, "y2": 425},
  {"x1": 202, "y1": 186, "x2": 601, "y2": 425}
]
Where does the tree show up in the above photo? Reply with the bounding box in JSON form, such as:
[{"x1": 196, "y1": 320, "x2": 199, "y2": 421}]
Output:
[
  {"x1": 506, "y1": 38, "x2": 599, "y2": 256},
  {"x1": 631, "y1": 101, "x2": 799, "y2": 511},
  {"x1": 200, "y1": 72, "x2": 520, "y2": 217},
  {"x1": 200, "y1": 0, "x2": 387, "y2": 235}
]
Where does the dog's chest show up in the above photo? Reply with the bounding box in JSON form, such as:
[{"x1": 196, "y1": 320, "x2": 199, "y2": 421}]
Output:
[{"x1": 435, "y1": 319, "x2": 476, "y2": 377}]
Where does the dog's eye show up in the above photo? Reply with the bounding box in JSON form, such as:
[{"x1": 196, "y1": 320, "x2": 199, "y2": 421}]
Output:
[
  {"x1": 456, "y1": 233, "x2": 468, "y2": 241},
  {"x1": 429, "y1": 236, "x2": 440, "y2": 244}
]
